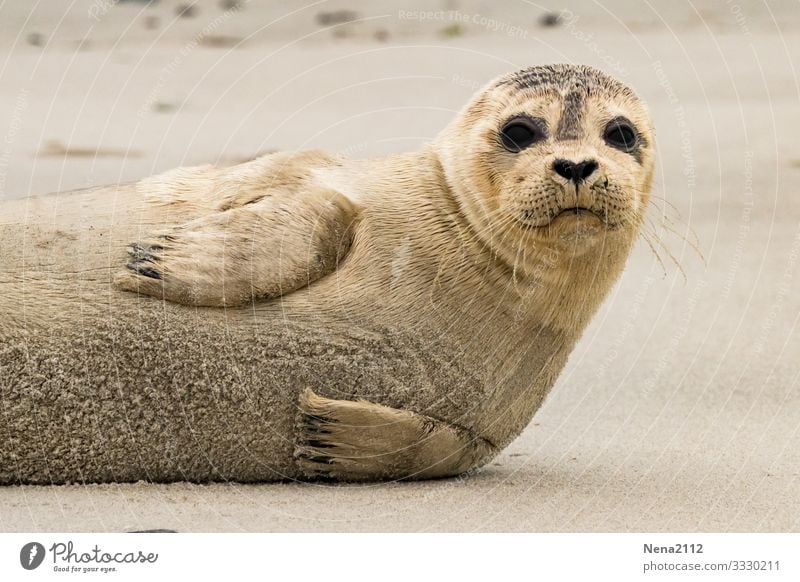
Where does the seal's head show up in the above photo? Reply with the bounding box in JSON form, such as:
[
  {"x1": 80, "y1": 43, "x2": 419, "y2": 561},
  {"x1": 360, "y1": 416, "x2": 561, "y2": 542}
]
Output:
[{"x1": 435, "y1": 64, "x2": 655, "y2": 272}]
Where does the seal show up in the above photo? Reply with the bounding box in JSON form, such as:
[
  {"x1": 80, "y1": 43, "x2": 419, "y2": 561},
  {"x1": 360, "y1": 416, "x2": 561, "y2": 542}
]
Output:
[{"x1": 0, "y1": 64, "x2": 655, "y2": 483}]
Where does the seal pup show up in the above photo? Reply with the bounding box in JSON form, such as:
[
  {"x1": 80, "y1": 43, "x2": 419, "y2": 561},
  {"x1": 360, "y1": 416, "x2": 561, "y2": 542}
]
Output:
[{"x1": 0, "y1": 64, "x2": 655, "y2": 483}]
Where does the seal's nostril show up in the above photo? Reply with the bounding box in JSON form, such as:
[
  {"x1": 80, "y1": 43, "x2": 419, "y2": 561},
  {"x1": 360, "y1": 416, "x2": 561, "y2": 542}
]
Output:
[
  {"x1": 552, "y1": 159, "x2": 574, "y2": 180},
  {"x1": 552, "y1": 158, "x2": 598, "y2": 183},
  {"x1": 576, "y1": 160, "x2": 598, "y2": 180}
]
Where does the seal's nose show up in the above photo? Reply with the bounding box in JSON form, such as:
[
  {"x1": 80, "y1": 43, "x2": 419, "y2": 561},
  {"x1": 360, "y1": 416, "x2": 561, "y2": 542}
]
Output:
[{"x1": 552, "y1": 159, "x2": 598, "y2": 184}]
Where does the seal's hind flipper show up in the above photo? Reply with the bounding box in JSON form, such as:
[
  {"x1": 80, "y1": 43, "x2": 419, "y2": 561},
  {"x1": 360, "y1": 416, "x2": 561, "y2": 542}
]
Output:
[{"x1": 294, "y1": 388, "x2": 495, "y2": 482}]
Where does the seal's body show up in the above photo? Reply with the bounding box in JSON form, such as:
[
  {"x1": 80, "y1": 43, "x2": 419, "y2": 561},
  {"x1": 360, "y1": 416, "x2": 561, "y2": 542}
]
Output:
[{"x1": 0, "y1": 65, "x2": 654, "y2": 483}]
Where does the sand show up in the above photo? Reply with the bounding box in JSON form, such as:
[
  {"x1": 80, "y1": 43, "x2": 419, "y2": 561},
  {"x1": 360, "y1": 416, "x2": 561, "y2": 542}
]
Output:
[{"x1": 0, "y1": 0, "x2": 798, "y2": 531}]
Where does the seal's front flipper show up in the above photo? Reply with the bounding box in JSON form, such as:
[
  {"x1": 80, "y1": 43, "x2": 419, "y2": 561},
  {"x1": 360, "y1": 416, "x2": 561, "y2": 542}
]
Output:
[
  {"x1": 114, "y1": 188, "x2": 357, "y2": 307},
  {"x1": 294, "y1": 389, "x2": 496, "y2": 481}
]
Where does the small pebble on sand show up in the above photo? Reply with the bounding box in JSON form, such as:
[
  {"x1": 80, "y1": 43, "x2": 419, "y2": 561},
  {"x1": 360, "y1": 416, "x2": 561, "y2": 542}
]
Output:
[
  {"x1": 176, "y1": 3, "x2": 197, "y2": 18},
  {"x1": 27, "y1": 32, "x2": 45, "y2": 46},
  {"x1": 539, "y1": 12, "x2": 563, "y2": 27},
  {"x1": 315, "y1": 10, "x2": 358, "y2": 26}
]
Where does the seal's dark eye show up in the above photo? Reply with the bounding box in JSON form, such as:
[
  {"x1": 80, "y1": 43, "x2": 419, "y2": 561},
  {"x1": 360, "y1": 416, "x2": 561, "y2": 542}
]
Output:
[
  {"x1": 603, "y1": 118, "x2": 638, "y2": 152},
  {"x1": 500, "y1": 117, "x2": 546, "y2": 152}
]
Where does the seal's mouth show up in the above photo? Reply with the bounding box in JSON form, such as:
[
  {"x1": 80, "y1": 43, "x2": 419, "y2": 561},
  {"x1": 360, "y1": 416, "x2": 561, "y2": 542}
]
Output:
[
  {"x1": 556, "y1": 206, "x2": 598, "y2": 218},
  {"x1": 518, "y1": 205, "x2": 613, "y2": 231}
]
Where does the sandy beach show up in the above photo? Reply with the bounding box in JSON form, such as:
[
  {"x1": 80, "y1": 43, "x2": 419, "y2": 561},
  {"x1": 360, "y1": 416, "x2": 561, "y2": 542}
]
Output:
[{"x1": 0, "y1": 0, "x2": 798, "y2": 531}]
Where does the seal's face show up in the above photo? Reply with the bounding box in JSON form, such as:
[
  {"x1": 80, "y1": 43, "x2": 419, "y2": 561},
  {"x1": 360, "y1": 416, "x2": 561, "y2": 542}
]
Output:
[
  {"x1": 437, "y1": 64, "x2": 655, "y2": 259},
  {"x1": 495, "y1": 103, "x2": 647, "y2": 232}
]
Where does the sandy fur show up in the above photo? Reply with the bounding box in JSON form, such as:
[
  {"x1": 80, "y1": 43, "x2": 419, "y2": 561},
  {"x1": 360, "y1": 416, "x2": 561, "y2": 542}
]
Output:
[{"x1": 0, "y1": 65, "x2": 655, "y2": 483}]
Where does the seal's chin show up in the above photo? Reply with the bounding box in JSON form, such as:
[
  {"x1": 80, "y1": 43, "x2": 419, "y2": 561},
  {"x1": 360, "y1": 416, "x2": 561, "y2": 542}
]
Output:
[{"x1": 549, "y1": 207, "x2": 605, "y2": 241}]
